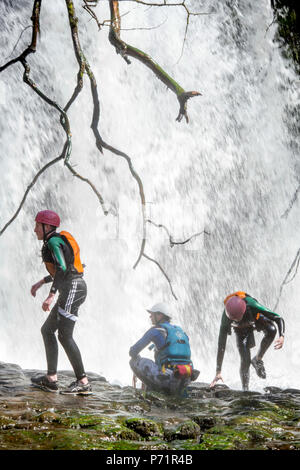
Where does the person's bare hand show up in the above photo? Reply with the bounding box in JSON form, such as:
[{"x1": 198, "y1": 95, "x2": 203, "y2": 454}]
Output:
[
  {"x1": 210, "y1": 372, "x2": 224, "y2": 388},
  {"x1": 42, "y1": 294, "x2": 55, "y2": 312},
  {"x1": 31, "y1": 280, "x2": 44, "y2": 297},
  {"x1": 274, "y1": 336, "x2": 284, "y2": 350}
]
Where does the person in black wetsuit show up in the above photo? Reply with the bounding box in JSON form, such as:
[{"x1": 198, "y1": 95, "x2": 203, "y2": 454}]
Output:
[
  {"x1": 210, "y1": 291, "x2": 285, "y2": 391},
  {"x1": 30, "y1": 210, "x2": 91, "y2": 395}
]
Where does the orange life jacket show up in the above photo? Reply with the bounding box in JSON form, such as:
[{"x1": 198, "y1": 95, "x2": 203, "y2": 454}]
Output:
[{"x1": 45, "y1": 231, "x2": 84, "y2": 277}]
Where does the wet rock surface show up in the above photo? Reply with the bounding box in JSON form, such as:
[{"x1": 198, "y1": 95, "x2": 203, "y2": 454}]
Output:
[{"x1": 1, "y1": 361, "x2": 300, "y2": 450}]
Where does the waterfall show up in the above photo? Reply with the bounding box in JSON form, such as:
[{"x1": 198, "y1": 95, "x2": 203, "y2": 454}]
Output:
[{"x1": 0, "y1": 0, "x2": 299, "y2": 390}]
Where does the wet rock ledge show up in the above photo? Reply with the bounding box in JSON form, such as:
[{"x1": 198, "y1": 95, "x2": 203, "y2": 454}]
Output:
[{"x1": 1, "y1": 361, "x2": 300, "y2": 450}]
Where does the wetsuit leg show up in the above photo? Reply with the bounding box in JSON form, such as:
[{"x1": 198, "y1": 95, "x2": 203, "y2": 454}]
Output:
[
  {"x1": 235, "y1": 331, "x2": 251, "y2": 391},
  {"x1": 130, "y1": 357, "x2": 188, "y2": 395},
  {"x1": 57, "y1": 278, "x2": 87, "y2": 380},
  {"x1": 57, "y1": 315, "x2": 86, "y2": 380},
  {"x1": 130, "y1": 357, "x2": 163, "y2": 391},
  {"x1": 41, "y1": 303, "x2": 60, "y2": 376},
  {"x1": 169, "y1": 374, "x2": 191, "y2": 398},
  {"x1": 257, "y1": 322, "x2": 276, "y2": 359}
]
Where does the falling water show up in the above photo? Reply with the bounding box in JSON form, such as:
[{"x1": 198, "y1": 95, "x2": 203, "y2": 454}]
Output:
[{"x1": 0, "y1": 0, "x2": 299, "y2": 390}]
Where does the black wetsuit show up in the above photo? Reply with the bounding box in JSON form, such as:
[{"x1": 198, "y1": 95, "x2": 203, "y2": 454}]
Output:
[
  {"x1": 40, "y1": 231, "x2": 87, "y2": 380},
  {"x1": 216, "y1": 294, "x2": 285, "y2": 390}
]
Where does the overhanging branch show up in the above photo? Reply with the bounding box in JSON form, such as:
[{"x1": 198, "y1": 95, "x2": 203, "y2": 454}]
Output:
[
  {"x1": 65, "y1": 0, "x2": 146, "y2": 268},
  {"x1": 108, "y1": 0, "x2": 201, "y2": 123}
]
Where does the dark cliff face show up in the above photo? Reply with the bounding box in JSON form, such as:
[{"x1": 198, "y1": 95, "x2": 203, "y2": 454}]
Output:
[{"x1": 271, "y1": 0, "x2": 300, "y2": 71}]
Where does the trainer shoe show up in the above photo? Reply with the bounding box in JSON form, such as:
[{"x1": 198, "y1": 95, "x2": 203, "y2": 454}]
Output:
[
  {"x1": 60, "y1": 380, "x2": 92, "y2": 395},
  {"x1": 31, "y1": 375, "x2": 58, "y2": 393},
  {"x1": 251, "y1": 357, "x2": 266, "y2": 379}
]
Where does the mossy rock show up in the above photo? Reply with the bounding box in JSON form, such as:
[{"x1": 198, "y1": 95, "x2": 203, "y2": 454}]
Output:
[
  {"x1": 0, "y1": 415, "x2": 16, "y2": 430},
  {"x1": 59, "y1": 413, "x2": 107, "y2": 429},
  {"x1": 199, "y1": 425, "x2": 250, "y2": 450},
  {"x1": 124, "y1": 418, "x2": 162, "y2": 438},
  {"x1": 34, "y1": 411, "x2": 60, "y2": 423},
  {"x1": 191, "y1": 415, "x2": 218, "y2": 430},
  {"x1": 173, "y1": 420, "x2": 201, "y2": 440}
]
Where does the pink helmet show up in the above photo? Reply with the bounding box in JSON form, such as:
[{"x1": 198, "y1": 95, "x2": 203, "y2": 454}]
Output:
[
  {"x1": 35, "y1": 210, "x2": 60, "y2": 227},
  {"x1": 225, "y1": 296, "x2": 246, "y2": 322}
]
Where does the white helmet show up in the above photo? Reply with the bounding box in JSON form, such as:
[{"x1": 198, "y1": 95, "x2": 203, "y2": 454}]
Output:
[{"x1": 146, "y1": 302, "x2": 172, "y2": 319}]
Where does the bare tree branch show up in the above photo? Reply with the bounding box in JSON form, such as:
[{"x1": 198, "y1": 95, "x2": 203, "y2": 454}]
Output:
[
  {"x1": 22, "y1": 61, "x2": 72, "y2": 164},
  {"x1": 65, "y1": 162, "x2": 109, "y2": 215},
  {"x1": 5, "y1": 25, "x2": 33, "y2": 60},
  {"x1": 0, "y1": 0, "x2": 41, "y2": 72},
  {"x1": 0, "y1": 0, "x2": 72, "y2": 234},
  {"x1": 66, "y1": 0, "x2": 146, "y2": 268},
  {"x1": 142, "y1": 252, "x2": 178, "y2": 300},
  {"x1": 83, "y1": 1, "x2": 167, "y2": 32},
  {"x1": 281, "y1": 183, "x2": 300, "y2": 219},
  {"x1": 0, "y1": 0, "x2": 204, "y2": 300},
  {"x1": 274, "y1": 248, "x2": 300, "y2": 310},
  {"x1": 82, "y1": 0, "x2": 103, "y2": 30},
  {"x1": 108, "y1": 0, "x2": 201, "y2": 123},
  {"x1": 0, "y1": 153, "x2": 65, "y2": 236},
  {"x1": 0, "y1": 0, "x2": 72, "y2": 163},
  {"x1": 147, "y1": 219, "x2": 210, "y2": 247}
]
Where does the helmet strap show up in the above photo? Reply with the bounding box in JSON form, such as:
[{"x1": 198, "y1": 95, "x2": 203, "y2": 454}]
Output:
[
  {"x1": 42, "y1": 223, "x2": 46, "y2": 241},
  {"x1": 42, "y1": 223, "x2": 56, "y2": 241}
]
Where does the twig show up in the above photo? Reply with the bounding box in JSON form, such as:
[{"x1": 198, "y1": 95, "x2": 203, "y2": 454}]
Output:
[
  {"x1": 5, "y1": 25, "x2": 33, "y2": 60},
  {"x1": 0, "y1": 0, "x2": 41, "y2": 73},
  {"x1": 142, "y1": 253, "x2": 178, "y2": 300},
  {"x1": 65, "y1": 162, "x2": 109, "y2": 215},
  {"x1": 83, "y1": 0, "x2": 103, "y2": 30},
  {"x1": 22, "y1": 61, "x2": 72, "y2": 164},
  {"x1": 147, "y1": 219, "x2": 209, "y2": 247},
  {"x1": 0, "y1": 153, "x2": 64, "y2": 236},
  {"x1": 273, "y1": 248, "x2": 300, "y2": 310},
  {"x1": 281, "y1": 183, "x2": 300, "y2": 219}
]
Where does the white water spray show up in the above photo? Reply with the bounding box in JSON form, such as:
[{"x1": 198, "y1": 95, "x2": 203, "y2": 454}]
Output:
[{"x1": 0, "y1": 1, "x2": 299, "y2": 390}]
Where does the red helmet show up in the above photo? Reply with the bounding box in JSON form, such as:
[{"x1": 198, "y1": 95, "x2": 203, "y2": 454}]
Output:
[
  {"x1": 225, "y1": 296, "x2": 246, "y2": 322},
  {"x1": 35, "y1": 210, "x2": 60, "y2": 227}
]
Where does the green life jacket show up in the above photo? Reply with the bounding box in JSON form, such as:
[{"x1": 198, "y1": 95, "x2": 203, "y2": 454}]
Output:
[{"x1": 156, "y1": 323, "x2": 192, "y2": 368}]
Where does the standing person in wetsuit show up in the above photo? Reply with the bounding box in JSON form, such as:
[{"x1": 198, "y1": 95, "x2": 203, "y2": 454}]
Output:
[
  {"x1": 30, "y1": 210, "x2": 91, "y2": 395},
  {"x1": 129, "y1": 303, "x2": 199, "y2": 397},
  {"x1": 210, "y1": 291, "x2": 285, "y2": 391}
]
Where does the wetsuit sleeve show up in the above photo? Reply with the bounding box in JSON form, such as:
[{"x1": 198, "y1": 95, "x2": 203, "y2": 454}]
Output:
[
  {"x1": 43, "y1": 275, "x2": 53, "y2": 284},
  {"x1": 129, "y1": 328, "x2": 166, "y2": 358},
  {"x1": 246, "y1": 296, "x2": 285, "y2": 336},
  {"x1": 216, "y1": 310, "x2": 231, "y2": 373},
  {"x1": 47, "y1": 237, "x2": 67, "y2": 294}
]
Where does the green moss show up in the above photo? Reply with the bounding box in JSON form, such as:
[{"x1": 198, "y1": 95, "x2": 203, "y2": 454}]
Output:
[
  {"x1": 0, "y1": 415, "x2": 16, "y2": 429},
  {"x1": 173, "y1": 421, "x2": 201, "y2": 440},
  {"x1": 199, "y1": 426, "x2": 250, "y2": 450},
  {"x1": 124, "y1": 418, "x2": 163, "y2": 438},
  {"x1": 2, "y1": 383, "x2": 300, "y2": 450}
]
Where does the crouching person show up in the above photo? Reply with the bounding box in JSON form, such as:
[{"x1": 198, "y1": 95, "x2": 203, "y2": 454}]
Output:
[{"x1": 129, "y1": 303, "x2": 199, "y2": 397}]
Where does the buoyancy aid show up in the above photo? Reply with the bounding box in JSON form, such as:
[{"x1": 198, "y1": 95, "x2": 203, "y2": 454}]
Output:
[
  {"x1": 43, "y1": 231, "x2": 84, "y2": 277},
  {"x1": 155, "y1": 323, "x2": 192, "y2": 368},
  {"x1": 60, "y1": 231, "x2": 84, "y2": 274}
]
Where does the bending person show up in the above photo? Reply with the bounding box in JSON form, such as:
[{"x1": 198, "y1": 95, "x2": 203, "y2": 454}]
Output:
[
  {"x1": 210, "y1": 291, "x2": 285, "y2": 391},
  {"x1": 31, "y1": 210, "x2": 91, "y2": 395},
  {"x1": 129, "y1": 303, "x2": 199, "y2": 397}
]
